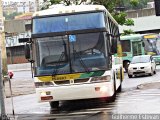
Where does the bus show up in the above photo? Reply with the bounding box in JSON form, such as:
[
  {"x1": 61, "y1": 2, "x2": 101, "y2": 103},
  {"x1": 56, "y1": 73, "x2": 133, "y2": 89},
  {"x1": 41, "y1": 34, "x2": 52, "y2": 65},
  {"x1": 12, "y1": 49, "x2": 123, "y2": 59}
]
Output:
[
  {"x1": 120, "y1": 33, "x2": 160, "y2": 72},
  {"x1": 143, "y1": 34, "x2": 160, "y2": 64},
  {"x1": 120, "y1": 34, "x2": 145, "y2": 72},
  {"x1": 19, "y1": 5, "x2": 124, "y2": 108}
]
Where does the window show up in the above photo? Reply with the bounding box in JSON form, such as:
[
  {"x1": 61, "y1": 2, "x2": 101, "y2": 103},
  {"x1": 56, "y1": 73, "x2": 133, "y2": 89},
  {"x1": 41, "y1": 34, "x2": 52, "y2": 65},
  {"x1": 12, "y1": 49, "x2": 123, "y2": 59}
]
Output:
[{"x1": 121, "y1": 40, "x2": 131, "y2": 52}]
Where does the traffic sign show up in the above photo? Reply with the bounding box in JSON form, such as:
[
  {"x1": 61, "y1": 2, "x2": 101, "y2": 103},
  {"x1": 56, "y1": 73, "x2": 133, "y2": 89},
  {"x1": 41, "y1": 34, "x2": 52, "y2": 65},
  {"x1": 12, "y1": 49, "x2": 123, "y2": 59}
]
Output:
[{"x1": 69, "y1": 35, "x2": 76, "y2": 42}]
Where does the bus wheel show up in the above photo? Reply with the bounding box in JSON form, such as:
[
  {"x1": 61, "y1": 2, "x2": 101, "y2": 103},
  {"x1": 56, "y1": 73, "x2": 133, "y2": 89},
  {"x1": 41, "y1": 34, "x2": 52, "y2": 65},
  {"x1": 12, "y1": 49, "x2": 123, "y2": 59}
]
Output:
[
  {"x1": 117, "y1": 68, "x2": 123, "y2": 92},
  {"x1": 110, "y1": 74, "x2": 116, "y2": 102},
  {"x1": 50, "y1": 101, "x2": 59, "y2": 109}
]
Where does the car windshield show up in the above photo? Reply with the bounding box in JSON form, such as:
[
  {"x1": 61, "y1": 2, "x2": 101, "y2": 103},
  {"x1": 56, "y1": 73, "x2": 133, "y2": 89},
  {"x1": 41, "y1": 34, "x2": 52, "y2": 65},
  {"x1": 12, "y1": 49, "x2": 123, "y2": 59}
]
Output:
[{"x1": 131, "y1": 56, "x2": 150, "y2": 64}]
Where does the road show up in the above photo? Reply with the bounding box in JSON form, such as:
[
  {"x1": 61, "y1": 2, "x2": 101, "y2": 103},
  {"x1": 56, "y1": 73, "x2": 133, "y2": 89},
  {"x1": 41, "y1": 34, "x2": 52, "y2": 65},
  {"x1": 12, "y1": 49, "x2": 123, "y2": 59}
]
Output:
[{"x1": 5, "y1": 66, "x2": 160, "y2": 120}]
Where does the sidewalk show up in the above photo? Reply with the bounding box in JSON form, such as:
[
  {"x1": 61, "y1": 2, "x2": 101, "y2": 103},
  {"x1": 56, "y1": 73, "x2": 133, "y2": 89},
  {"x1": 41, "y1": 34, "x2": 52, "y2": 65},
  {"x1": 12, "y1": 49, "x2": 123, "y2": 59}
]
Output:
[
  {"x1": 8, "y1": 63, "x2": 31, "y2": 71},
  {"x1": 5, "y1": 63, "x2": 35, "y2": 97}
]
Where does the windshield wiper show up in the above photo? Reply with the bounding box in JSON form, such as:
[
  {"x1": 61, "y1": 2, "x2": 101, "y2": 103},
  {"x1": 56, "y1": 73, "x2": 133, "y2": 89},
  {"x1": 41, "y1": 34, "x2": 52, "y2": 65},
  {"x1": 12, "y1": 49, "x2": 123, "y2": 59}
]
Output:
[
  {"x1": 73, "y1": 50, "x2": 89, "y2": 72},
  {"x1": 51, "y1": 52, "x2": 65, "y2": 76},
  {"x1": 52, "y1": 40, "x2": 68, "y2": 77}
]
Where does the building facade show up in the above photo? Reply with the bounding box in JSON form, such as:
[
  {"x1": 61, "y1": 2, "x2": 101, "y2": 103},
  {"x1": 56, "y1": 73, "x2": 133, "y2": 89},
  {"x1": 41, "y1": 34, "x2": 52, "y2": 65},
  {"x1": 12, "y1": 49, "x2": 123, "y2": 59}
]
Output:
[{"x1": 5, "y1": 13, "x2": 32, "y2": 64}]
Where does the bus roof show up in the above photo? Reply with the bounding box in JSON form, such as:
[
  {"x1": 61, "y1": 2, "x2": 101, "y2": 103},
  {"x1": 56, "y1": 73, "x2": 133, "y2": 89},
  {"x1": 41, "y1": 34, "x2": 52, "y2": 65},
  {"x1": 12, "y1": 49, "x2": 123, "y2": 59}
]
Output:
[
  {"x1": 120, "y1": 33, "x2": 160, "y2": 41},
  {"x1": 33, "y1": 5, "x2": 118, "y2": 25},
  {"x1": 120, "y1": 34, "x2": 143, "y2": 41},
  {"x1": 33, "y1": 5, "x2": 106, "y2": 16}
]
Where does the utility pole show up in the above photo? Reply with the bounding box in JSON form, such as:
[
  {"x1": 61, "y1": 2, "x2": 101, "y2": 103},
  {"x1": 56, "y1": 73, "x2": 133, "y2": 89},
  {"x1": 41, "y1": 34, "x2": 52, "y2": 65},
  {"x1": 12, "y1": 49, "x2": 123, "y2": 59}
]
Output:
[
  {"x1": 0, "y1": 50, "x2": 7, "y2": 119},
  {"x1": 35, "y1": 0, "x2": 39, "y2": 11},
  {"x1": 0, "y1": 0, "x2": 8, "y2": 79},
  {"x1": 0, "y1": 0, "x2": 7, "y2": 119}
]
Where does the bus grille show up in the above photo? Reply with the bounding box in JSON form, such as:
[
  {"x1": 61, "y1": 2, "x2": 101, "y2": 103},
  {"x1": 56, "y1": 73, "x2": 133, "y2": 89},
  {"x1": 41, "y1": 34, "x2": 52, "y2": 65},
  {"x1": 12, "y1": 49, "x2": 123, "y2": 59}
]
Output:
[
  {"x1": 54, "y1": 78, "x2": 89, "y2": 85},
  {"x1": 54, "y1": 80, "x2": 70, "y2": 85}
]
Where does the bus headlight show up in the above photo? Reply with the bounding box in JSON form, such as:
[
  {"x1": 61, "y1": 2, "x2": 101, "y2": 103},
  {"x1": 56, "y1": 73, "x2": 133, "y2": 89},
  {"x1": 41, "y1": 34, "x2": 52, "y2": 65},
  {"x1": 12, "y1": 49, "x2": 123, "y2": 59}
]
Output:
[
  {"x1": 35, "y1": 82, "x2": 54, "y2": 88},
  {"x1": 95, "y1": 86, "x2": 108, "y2": 92},
  {"x1": 91, "y1": 75, "x2": 111, "y2": 82},
  {"x1": 41, "y1": 92, "x2": 47, "y2": 96},
  {"x1": 100, "y1": 86, "x2": 108, "y2": 92},
  {"x1": 40, "y1": 91, "x2": 51, "y2": 96}
]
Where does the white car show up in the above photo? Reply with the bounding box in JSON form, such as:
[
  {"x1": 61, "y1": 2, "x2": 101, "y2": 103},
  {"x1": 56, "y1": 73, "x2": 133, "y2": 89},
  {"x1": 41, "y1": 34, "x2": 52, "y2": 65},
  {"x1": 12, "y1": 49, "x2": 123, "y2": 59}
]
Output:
[{"x1": 128, "y1": 55, "x2": 156, "y2": 78}]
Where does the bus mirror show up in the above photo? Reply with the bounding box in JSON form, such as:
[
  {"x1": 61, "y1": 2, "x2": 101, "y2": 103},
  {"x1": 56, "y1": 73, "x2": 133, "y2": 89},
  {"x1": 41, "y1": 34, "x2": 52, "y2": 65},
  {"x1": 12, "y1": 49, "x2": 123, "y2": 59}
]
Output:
[
  {"x1": 25, "y1": 43, "x2": 31, "y2": 59},
  {"x1": 111, "y1": 44, "x2": 117, "y2": 54},
  {"x1": 111, "y1": 39, "x2": 117, "y2": 54}
]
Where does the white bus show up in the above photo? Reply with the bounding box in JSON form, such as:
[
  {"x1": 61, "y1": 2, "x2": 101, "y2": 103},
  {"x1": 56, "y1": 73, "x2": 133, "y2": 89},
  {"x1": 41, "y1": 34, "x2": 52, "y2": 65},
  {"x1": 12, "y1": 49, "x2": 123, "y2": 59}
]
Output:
[{"x1": 20, "y1": 5, "x2": 124, "y2": 108}]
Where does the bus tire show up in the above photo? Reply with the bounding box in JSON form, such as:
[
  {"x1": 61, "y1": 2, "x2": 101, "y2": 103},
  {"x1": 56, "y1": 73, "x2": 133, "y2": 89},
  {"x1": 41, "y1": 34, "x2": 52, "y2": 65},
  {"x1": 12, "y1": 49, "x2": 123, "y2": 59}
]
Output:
[
  {"x1": 117, "y1": 67, "x2": 123, "y2": 92},
  {"x1": 49, "y1": 101, "x2": 59, "y2": 109},
  {"x1": 110, "y1": 73, "x2": 116, "y2": 102}
]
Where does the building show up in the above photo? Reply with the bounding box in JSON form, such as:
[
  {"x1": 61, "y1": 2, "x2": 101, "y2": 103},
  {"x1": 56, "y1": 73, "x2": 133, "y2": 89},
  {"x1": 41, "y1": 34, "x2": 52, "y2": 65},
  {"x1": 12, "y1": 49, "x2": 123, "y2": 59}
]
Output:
[
  {"x1": 119, "y1": 7, "x2": 160, "y2": 34},
  {"x1": 2, "y1": 0, "x2": 36, "y2": 13},
  {"x1": 5, "y1": 12, "x2": 32, "y2": 64}
]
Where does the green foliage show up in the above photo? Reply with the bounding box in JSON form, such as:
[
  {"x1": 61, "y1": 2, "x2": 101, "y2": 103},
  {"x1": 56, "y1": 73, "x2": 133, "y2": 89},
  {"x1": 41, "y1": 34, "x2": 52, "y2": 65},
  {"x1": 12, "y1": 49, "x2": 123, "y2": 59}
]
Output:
[
  {"x1": 124, "y1": 0, "x2": 151, "y2": 10},
  {"x1": 50, "y1": 0, "x2": 61, "y2": 4},
  {"x1": 113, "y1": 12, "x2": 126, "y2": 25},
  {"x1": 121, "y1": 29, "x2": 135, "y2": 35},
  {"x1": 3, "y1": 12, "x2": 23, "y2": 20},
  {"x1": 43, "y1": 0, "x2": 88, "y2": 6},
  {"x1": 124, "y1": 18, "x2": 134, "y2": 26},
  {"x1": 130, "y1": 0, "x2": 139, "y2": 7}
]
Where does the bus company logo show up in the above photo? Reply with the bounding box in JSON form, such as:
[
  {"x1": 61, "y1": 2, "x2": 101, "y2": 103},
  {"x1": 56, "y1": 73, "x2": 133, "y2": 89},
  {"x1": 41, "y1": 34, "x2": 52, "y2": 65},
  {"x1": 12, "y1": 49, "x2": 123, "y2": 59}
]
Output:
[{"x1": 52, "y1": 76, "x2": 67, "y2": 80}]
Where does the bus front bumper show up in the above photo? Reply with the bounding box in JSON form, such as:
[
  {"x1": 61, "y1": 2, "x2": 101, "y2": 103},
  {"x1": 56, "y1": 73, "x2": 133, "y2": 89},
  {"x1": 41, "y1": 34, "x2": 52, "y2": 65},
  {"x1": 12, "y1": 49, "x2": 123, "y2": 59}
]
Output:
[{"x1": 36, "y1": 82, "x2": 114, "y2": 102}]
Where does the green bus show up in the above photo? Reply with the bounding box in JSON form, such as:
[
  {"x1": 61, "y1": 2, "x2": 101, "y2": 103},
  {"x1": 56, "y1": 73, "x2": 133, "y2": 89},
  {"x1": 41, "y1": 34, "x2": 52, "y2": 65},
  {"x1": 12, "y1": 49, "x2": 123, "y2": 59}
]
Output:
[
  {"x1": 143, "y1": 34, "x2": 160, "y2": 64},
  {"x1": 120, "y1": 34, "x2": 160, "y2": 72},
  {"x1": 120, "y1": 34, "x2": 145, "y2": 72}
]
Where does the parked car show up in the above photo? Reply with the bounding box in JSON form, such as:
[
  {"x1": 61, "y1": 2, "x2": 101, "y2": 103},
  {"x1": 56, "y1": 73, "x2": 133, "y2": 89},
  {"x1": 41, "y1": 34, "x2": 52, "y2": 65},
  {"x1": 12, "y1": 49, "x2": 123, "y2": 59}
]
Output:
[
  {"x1": 8, "y1": 71, "x2": 14, "y2": 79},
  {"x1": 128, "y1": 55, "x2": 156, "y2": 78}
]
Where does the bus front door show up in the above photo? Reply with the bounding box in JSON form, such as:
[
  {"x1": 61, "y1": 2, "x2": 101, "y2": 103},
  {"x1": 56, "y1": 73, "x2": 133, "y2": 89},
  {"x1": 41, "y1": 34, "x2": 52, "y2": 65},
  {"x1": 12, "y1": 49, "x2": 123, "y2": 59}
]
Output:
[{"x1": 132, "y1": 41, "x2": 143, "y2": 56}]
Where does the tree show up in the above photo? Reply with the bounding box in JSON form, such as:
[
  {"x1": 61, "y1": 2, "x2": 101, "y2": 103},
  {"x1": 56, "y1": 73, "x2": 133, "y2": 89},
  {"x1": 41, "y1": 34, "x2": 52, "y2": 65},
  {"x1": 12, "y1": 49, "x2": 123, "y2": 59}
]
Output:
[
  {"x1": 41, "y1": 0, "x2": 88, "y2": 9},
  {"x1": 3, "y1": 12, "x2": 23, "y2": 20}
]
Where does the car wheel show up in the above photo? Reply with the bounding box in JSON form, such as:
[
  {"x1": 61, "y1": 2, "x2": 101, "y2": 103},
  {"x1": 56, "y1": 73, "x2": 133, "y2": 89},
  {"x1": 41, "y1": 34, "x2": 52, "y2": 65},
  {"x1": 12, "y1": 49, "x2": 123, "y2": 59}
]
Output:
[
  {"x1": 128, "y1": 74, "x2": 132, "y2": 78},
  {"x1": 154, "y1": 67, "x2": 156, "y2": 74},
  {"x1": 124, "y1": 61, "x2": 130, "y2": 73},
  {"x1": 149, "y1": 68, "x2": 153, "y2": 76}
]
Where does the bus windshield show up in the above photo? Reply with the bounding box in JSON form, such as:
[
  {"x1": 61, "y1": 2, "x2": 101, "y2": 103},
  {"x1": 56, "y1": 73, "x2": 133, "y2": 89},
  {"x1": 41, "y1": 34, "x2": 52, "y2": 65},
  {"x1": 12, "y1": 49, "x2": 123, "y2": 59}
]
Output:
[
  {"x1": 144, "y1": 38, "x2": 160, "y2": 55},
  {"x1": 121, "y1": 40, "x2": 131, "y2": 52},
  {"x1": 35, "y1": 32, "x2": 108, "y2": 76},
  {"x1": 33, "y1": 12, "x2": 105, "y2": 34}
]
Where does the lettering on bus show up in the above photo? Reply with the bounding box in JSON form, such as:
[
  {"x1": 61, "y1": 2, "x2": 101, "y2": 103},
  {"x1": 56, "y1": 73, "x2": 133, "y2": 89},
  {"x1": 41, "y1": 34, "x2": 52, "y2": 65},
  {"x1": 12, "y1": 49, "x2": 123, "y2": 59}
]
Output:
[{"x1": 52, "y1": 76, "x2": 67, "y2": 80}]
